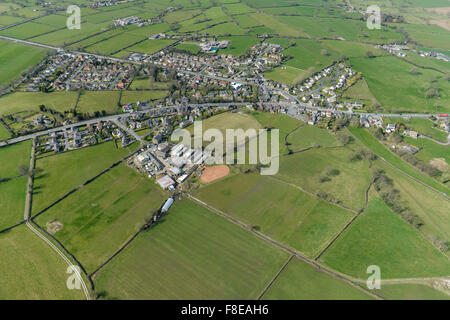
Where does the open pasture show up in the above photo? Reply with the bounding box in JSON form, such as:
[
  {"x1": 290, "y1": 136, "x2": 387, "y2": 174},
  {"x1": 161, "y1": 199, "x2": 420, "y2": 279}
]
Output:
[
  {"x1": 194, "y1": 173, "x2": 355, "y2": 258},
  {"x1": 349, "y1": 56, "x2": 449, "y2": 113},
  {"x1": 94, "y1": 198, "x2": 289, "y2": 299},
  {"x1": 0, "y1": 225, "x2": 85, "y2": 299},
  {"x1": 320, "y1": 196, "x2": 450, "y2": 279},
  {"x1": 32, "y1": 141, "x2": 137, "y2": 215},
  {"x1": 0, "y1": 39, "x2": 48, "y2": 87},
  {"x1": 263, "y1": 258, "x2": 373, "y2": 300},
  {"x1": 35, "y1": 164, "x2": 167, "y2": 273},
  {"x1": 0, "y1": 91, "x2": 78, "y2": 116}
]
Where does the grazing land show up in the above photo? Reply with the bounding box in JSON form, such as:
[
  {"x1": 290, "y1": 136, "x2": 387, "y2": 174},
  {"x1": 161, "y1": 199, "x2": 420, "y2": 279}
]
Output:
[
  {"x1": 263, "y1": 258, "x2": 373, "y2": 300},
  {"x1": 0, "y1": 92, "x2": 78, "y2": 116},
  {"x1": 0, "y1": 225, "x2": 84, "y2": 300},
  {"x1": 0, "y1": 40, "x2": 48, "y2": 88},
  {"x1": 378, "y1": 283, "x2": 450, "y2": 300},
  {"x1": 35, "y1": 164, "x2": 167, "y2": 273},
  {"x1": 32, "y1": 141, "x2": 137, "y2": 215},
  {"x1": 195, "y1": 173, "x2": 355, "y2": 258},
  {"x1": 320, "y1": 197, "x2": 450, "y2": 279},
  {"x1": 349, "y1": 127, "x2": 449, "y2": 195},
  {"x1": 349, "y1": 56, "x2": 449, "y2": 113},
  {"x1": 94, "y1": 199, "x2": 289, "y2": 299}
]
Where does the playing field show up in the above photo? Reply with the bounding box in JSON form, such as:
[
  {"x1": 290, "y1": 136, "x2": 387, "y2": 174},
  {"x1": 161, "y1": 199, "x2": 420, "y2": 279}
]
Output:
[
  {"x1": 263, "y1": 258, "x2": 373, "y2": 300},
  {"x1": 94, "y1": 198, "x2": 289, "y2": 299},
  {"x1": 35, "y1": 164, "x2": 167, "y2": 273},
  {"x1": 320, "y1": 196, "x2": 450, "y2": 279},
  {"x1": 32, "y1": 141, "x2": 138, "y2": 215},
  {"x1": 185, "y1": 111, "x2": 262, "y2": 149},
  {"x1": 0, "y1": 225, "x2": 85, "y2": 300}
]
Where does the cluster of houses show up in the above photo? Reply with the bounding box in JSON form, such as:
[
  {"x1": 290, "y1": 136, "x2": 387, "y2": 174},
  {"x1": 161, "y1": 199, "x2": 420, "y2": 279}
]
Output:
[
  {"x1": 36, "y1": 121, "x2": 117, "y2": 154},
  {"x1": 360, "y1": 114, "x2": 383, "y2": 128},
  {"x1": 377, "y1": 44, "x2": 450, "y2": 62},
  {"x1": 296, "y1": 64, "x2": 361, "y2": 109},
  {"x1": 114, "y1": 16, "x2": 145, "y2": 27},
  {"x1": 414, "y1": 50, "x2": 450, "y2": 62},
  {"x1": 25, "y1": 53, "x2": 133, "y2": 91},
  {"x1": 90, "y1": 0, "x2": 133, "y2": 8},
  {"x1": 69, "y1": 56, "x2": 133, "y2": 90},
  {"x1": 378, "y1": 44, "x2": 408, "y2": 57}
]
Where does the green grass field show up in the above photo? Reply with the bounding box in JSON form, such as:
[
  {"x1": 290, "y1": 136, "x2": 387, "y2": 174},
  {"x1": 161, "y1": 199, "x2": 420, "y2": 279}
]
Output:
[
  {"x1": 173, "y1": 42, "x2": 200, "y2": 54},
  {"x1": 0, "y1": 91, "x2": 78, "y2": 116},
  {"x1": 404, "y1": 137, "x2": 449, "y2": 164},
  {"x1": 286, "y1": 125, "x2": 340, "y2": 151},
  {"x1": 372, "y1": 160, "x2": 450, "y2": 247},
  {"x1": 0, "y1": 225, "x2": 85, "y2": 299},
  {"x1": 0, "y1": 139, "x2": 31, "y2": 178},
  {"x1": 35, "y1": 164, "x2": 167, "y2": 273},
  {"x1": 264, "y1": 65, "x2": 306, "y2": 86},
  {"x1": 343, "y1": 78, "x2": 378, "y2": 104},
  {"x1": 184, "y1": 111, "x2": 262, "y2": 149},
  {"x1": 0, "y1": 124, "x2": 10, "y2": 141},
  {"x1": 0, "y1": 39, "x2": 48, "y2": 87},
  {"x1": 120, "y1": 90, "x2": 168, "y2": 104},
  {"x1": 0, "y1": 176, "x2": 27, "y2": 230},
  {"x1": 218, "y1": 36, "x2": 261, "y2": 56},
  {"x1": 378, "y1": 283, "x2": 450, "y2": 300},
  {"x1": 0, "y1": 22, "x2": 58, "y2": 39},
  {"x1": 32, "y1": 141, "x2": 137, "y2": 215},
  {"x1": 94, "y1": 198, "x2": 289, "y2": 299},
  {"x1": 29, "y1": 22, "x2": 111, "y2": 47},
  {"x1": 349, "y1": 127, "x2": 449, "y2": 195},
  {"x1": 250, "y1": 111, "x2": 302, "y2": 153},
  {"x1": 277, "y1": 147, "x2": 373, "y2": 211},
  {"x1": 349, "y1": 56, "x2": 449, "y2": 113},
  {"x1": 395, "y1": 23, "x2": 450, "y2": 50},
  {"x1": 320, "y1": 196, "x2": 450, "y2": 279},
  {"x1": 195, "y1": 173, "x2": 355, "y2": 258},
  {"x1": 123, "y1": 39, "x2": 176, "y2": 55},
  {"x1": 263, "y1": 258, "x2": 373, "y2": 300},
  {"x1": 76, "y1": 91, "x2": 120, "y2": 115}
]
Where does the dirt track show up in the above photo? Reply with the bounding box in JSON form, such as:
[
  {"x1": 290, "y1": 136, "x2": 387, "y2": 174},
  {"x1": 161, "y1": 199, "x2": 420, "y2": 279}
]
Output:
[{"x1": 200, "y1": 165, "x2": 230, "y2": 183}]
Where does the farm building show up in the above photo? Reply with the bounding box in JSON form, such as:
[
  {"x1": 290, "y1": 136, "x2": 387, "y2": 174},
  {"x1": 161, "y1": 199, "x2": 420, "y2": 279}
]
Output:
[
  {"x1": 161, "y1": 198, "x2": 174, "y2": 213},
  {"x1": 157, "y1": 175, "x2": 176, "y2": 190}
]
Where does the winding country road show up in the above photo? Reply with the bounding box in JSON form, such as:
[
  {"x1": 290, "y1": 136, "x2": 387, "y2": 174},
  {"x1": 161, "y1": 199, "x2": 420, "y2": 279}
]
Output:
[{"x1": 22, "y1": 140, "x2": 91, "y2": 300}]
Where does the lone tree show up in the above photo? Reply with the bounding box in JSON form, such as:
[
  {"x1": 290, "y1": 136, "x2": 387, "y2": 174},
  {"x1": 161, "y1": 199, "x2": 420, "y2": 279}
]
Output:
[
  {"x1": 366, "y1": 51, "x2": 375, "y2": 58},
  {"x1": 410, "y1": 67, "x2": 420, "y2": 75},
  {"x1": 17, "y1": 164, "x2": 29, "y2": 177}
]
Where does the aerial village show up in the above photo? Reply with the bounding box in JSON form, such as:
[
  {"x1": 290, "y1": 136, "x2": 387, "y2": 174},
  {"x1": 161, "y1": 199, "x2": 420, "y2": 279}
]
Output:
[{"x1": 2, "y1": 28, "x2": 448, "y2": 195}]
